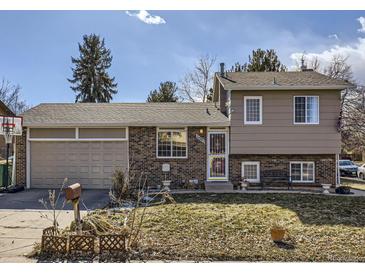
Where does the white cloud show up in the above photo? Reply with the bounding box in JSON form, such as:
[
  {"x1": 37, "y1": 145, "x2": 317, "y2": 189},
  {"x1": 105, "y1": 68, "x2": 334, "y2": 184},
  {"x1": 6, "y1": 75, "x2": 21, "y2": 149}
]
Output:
[
  {"x1": 358, "y1": 17, "x2": 365, "y2": 33},
  {"x1": 290, "y1": 18, "x2": 365, "y2": 84},
  {"x1": 328, "y1": 34, "x2": 339, "y2": 41},
  {"x1": 125, "y1": 10, "x2": 166, "y2": 25}
]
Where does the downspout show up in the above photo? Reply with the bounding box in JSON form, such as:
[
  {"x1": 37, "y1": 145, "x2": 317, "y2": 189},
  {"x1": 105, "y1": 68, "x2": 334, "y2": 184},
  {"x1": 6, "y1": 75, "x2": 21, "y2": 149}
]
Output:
[{"x1": 336, "y1": 154, "x2": 340, "y2": 186}]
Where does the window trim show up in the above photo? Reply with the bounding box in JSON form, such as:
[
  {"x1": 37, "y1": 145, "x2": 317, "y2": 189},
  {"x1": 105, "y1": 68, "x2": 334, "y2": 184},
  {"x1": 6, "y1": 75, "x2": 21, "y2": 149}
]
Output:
[
  {"x1": 156, "y1": 127, "x2": 188, "y2": 159},
  {"x1": 289, "y1": 161, "x2": 315, "y2": 183},
  {"x1": 241, "y1": 161, "x2": 260, "y2": 183},
  {"x1": 293, "y1": 96, "x2": 320, "y2": 125},
  {"x1": 244, "y1": 96, "x2": 263, "y2": 125}
]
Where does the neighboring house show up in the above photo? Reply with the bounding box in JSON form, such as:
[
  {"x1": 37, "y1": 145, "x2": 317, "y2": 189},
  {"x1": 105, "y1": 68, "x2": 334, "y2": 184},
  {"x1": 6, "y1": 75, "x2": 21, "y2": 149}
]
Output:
[
  {"x1": 0, "y1": 100, "x2": 15, "y2": 159},
  {"x1": 14, "y1": 68, "x2": 351, "y2": 189}
]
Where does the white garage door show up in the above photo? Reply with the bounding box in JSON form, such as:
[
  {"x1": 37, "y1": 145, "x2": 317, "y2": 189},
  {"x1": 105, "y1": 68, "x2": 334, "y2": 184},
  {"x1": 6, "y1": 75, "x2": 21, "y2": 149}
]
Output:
[{"x1": 30, "y1": 141, "x2": 128, "y2": 189}]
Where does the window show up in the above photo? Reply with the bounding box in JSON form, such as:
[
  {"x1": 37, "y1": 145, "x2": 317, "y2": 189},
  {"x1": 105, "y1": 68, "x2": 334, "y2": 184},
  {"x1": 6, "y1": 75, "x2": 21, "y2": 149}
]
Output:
[
  {"x1": 241, "y1": 161, "x2": 260, "y2": 183},
  {"x1": 29, "y1": 128, "x2": 75, "y2": 139},
  {"x1": 290, "y1": 162, "x2": 315, "y2": 182},
  {"x1": 78, "y1": 128, "x2": 126, "y2": 139},
  {"x1": 244, "y1": 96, "x2": 262, "y2": 124},
  {"x1": 157, "y1": 128, "x2": 187, "y2": 158},
  {"x1": 294, "y1": 96, "x2": 319, "y2": 124}
]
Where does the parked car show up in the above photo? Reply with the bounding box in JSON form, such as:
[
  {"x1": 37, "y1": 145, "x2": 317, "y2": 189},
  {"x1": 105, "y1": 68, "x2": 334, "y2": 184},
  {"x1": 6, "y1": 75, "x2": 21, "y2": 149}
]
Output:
[
  {"x1": 357, "y1": 164, "x2": 365, "y2": 180},
  {"x1": 339, "y1": 160, "x2": 358, "y2": 177}
]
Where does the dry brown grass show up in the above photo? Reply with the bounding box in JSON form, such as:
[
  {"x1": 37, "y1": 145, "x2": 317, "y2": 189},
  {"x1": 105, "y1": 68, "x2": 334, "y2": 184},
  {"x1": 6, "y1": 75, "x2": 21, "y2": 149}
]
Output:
[{"x1": 132, "y1": 193, "x2": 365, "y2": 262}]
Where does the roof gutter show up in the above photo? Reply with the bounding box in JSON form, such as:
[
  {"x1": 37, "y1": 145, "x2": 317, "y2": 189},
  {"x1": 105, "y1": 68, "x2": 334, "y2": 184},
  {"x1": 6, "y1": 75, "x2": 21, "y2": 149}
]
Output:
[
  {"x1": 226, "y1": 85, "x2": 353, "y2": 91},
  {"x1": 23, "y1": 122, "x2": 231, "y2": 128}
]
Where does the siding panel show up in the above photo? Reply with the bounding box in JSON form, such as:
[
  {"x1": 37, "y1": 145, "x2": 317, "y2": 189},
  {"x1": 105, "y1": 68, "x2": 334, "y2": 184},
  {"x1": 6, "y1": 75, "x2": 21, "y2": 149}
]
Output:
[{"x1": 230, "y1": 89, "x2": 341, "y2": 154}]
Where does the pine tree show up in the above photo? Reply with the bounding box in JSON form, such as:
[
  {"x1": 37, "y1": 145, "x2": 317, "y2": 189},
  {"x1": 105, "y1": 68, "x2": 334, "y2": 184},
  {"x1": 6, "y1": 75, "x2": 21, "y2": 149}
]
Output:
[
  {"x1": 147, "y1": 81, "x2": 179, "y2": 102},
  {"x1": 239, "y1": 49, "x2": 287, "y2": 72},
  {"x1": 68, "y1": 34, "x2": 118, "y2": 103}
]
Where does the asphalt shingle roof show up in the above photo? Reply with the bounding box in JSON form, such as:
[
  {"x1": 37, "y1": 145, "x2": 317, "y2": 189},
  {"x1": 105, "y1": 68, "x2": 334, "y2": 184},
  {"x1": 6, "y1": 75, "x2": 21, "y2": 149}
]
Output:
[
  {"x1": 21, "y1": 103, "x2": 229, "y2": 127},
  {"x1": 217, "y1": 71, "x2": 352, "y2": 90}
]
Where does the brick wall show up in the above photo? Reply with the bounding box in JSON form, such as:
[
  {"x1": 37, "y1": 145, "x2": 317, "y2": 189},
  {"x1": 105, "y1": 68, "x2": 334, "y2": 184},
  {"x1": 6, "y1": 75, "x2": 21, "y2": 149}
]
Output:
[
  {"x1": 229, "y1": 154, "x2": 336, "y2": 186},
  {"x1": 128, "y1": 126, "x2": 207, "y2": 187},
  {"x1": 15, "y1": 128, "x2": 26, "y2": 187}
]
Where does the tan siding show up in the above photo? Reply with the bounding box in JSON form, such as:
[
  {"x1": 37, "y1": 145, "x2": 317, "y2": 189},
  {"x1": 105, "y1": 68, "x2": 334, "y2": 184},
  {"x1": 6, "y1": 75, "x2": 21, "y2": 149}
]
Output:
[
  {"x1": 230, "y1": 89, "x2": 341, "y2": 154},
  {"x1": 30, "y1": 128, "x2": 76, "y2": 138}
]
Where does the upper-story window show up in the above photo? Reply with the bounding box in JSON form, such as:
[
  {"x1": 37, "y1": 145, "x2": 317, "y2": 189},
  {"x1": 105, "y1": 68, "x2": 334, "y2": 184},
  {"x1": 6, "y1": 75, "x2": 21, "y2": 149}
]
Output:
[
  {"x1": 244, "y1": 96, "x2": 262, "y2": 125},
  {"x1": 157, "y1": 128, "x2": 187, "y2": 158},
  {"x1": 294, "y1": 96, "x2": 319, "y2": 124}
]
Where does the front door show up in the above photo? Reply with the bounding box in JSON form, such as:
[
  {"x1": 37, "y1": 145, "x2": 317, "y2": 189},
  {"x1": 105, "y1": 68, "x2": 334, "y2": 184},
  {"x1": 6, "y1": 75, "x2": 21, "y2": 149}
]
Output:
[{"x1": 207, "y1": 131, "x2": 228, "y2": 180}]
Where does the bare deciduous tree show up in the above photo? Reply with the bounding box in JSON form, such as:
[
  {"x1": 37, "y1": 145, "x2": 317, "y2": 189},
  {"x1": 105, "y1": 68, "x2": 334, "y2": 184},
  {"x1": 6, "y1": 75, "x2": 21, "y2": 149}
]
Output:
[
  {"x1": 321, "y1": 55, "x2": 364, "y2": 153},
  {"x1": 179, "y1": 55, "x2": 216, "y2": 102},
  {"x1": 0, "y1": 79, "x2": 30, "y2": 115},
  {"x1": 309, "y1": 56, "x2": 321, "y2": 72},
  {"x1": 299, "y1": 54, "x2": 364, "y2": 153},
  {"x1": 324, "y1": 55, "x2": 353, "y2": 82}
]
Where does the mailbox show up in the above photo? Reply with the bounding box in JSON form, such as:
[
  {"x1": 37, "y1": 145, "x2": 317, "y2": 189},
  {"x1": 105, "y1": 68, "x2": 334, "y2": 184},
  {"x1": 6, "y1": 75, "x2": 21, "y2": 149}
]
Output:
[{"x1": 64, "y1": 183, "x2": 81, "y2": 201}]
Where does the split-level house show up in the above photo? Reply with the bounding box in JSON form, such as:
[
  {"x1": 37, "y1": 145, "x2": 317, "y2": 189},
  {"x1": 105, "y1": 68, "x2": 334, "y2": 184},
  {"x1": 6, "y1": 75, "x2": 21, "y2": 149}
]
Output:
[{"x1": 14, "y1": 67, "x2": 351, "y2": 190}]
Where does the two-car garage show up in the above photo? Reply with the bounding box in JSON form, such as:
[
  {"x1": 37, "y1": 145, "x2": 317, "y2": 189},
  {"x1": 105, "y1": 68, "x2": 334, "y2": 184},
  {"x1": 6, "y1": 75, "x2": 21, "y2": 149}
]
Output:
[{"x1": 28, "y1": 127, "x2": 128, "y2": 189}]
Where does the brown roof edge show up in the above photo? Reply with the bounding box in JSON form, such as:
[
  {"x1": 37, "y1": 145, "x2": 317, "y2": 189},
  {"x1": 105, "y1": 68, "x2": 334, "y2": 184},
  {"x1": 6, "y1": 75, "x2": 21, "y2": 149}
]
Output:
[{"x1": 0, "y1": 100, "x2": 15, "y2": 116}]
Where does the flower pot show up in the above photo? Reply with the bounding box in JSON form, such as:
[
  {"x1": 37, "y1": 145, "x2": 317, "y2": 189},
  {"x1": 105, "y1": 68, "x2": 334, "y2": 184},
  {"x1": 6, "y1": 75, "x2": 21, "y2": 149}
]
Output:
[
  {"x1": 239, "y1": 181, "x2": 248, "y2": 191},
  {"x1": 271, "y1": 228, "x2": 285, "y2": 242},
  {"x1": 321, "y1": 184, "x2": 331, "y2": 194},
  {"x1": 162, "y1": 180, "x2": 171, "y2": 191}
]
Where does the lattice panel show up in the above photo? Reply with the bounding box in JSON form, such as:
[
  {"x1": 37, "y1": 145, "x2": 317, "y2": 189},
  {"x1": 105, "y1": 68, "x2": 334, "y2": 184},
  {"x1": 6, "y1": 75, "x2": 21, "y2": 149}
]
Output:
[
  {"x1": 99, "y1": 234, "x2": 127, "y2": 253},
  {"x1": 41, "y1": 235, "x2": 67, "y2": 254},
  {"x1": 69, "y1": 235, "x2": 95, "y2": 253},
  {"x1": 42, "y1": 226, "x2": 57, "y2": 236}
]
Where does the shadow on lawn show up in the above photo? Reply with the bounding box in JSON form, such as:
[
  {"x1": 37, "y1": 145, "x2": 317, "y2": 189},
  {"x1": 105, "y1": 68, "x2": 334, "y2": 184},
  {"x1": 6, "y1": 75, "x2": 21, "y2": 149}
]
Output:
[{"x1": 172, "y1": 193, "x2": 365, "y2": 227}]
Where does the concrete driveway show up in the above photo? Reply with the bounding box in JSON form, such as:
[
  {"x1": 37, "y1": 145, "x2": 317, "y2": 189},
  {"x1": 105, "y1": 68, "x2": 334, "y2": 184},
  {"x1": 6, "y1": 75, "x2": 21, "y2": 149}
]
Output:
[
  {"x1": 0, "y1": 189, "x2": 110, "y2": 262},
  {"x1": 0, "y1": 189, "x2": 110, "y2": 210}
]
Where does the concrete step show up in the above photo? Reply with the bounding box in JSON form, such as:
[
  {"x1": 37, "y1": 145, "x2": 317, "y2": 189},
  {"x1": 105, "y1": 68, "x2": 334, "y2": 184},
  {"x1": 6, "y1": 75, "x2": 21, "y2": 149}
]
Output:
[{"x1": 205, "y1": 181, "x2": 234, "y2": 192}]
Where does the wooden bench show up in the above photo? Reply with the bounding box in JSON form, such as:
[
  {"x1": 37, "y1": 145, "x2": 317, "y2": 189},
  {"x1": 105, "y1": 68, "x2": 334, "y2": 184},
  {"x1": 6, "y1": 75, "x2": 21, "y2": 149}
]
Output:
[{"x1": 261, "y1": 170, "x2": 293, "y2": 190}]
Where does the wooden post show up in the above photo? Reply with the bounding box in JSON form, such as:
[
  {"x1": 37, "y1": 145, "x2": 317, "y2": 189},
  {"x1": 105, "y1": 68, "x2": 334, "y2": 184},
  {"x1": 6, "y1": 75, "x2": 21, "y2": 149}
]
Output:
[
  {"x1": 64, "y1": 183, "x2": 82, "y2": 234},
  {"x1": 72, "y1": 198, "x2": 81, "y2": 235}
]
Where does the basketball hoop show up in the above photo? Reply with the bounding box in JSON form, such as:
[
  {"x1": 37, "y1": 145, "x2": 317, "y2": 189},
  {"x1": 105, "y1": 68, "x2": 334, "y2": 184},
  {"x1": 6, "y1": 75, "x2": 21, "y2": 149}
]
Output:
[
  {"x1": 0, "y1": 116, "x2": 23, "y2": 189},
  {"x1": 0, "y1": 116, "x2": 22, "y2": 141},
  {"x1": 2, "y1": 122, "x2": 15, "y2": 144}
]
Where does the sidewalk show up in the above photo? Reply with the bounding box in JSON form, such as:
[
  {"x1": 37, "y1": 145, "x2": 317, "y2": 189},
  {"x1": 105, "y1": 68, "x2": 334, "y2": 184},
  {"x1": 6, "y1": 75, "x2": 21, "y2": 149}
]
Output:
[{"x1": 0, "y1": 210, "x2": 86, "y2": 263}]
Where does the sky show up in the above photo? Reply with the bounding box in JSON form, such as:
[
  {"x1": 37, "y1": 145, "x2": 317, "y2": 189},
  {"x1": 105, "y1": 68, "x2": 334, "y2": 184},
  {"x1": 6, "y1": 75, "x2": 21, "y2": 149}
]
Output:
[{"x1": 0, "y1": 10, "x2": 364, "y2": 107}]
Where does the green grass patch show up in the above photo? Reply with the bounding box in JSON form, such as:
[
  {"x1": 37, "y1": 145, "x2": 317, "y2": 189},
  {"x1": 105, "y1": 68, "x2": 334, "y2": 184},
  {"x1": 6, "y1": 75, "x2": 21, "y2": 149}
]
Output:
[{"x1": 134, "y1": 193, "x2": 365, "y2": 262}]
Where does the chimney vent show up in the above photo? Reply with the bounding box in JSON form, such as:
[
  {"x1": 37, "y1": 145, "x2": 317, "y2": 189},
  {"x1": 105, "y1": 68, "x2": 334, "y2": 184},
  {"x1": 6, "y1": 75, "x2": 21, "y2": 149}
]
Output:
[{"x1": 220, "y1": 63, "x2": 225, "y2": 77}]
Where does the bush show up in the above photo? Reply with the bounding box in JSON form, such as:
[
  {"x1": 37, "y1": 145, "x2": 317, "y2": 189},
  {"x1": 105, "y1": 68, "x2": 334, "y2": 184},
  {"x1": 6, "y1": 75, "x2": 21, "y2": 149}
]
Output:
[
  {"x1": 335, "y1": 186, "x2": 351, "y2": 194},
  {"x1": 110, "y1": 169, "x2": 134, "y2": 204}
]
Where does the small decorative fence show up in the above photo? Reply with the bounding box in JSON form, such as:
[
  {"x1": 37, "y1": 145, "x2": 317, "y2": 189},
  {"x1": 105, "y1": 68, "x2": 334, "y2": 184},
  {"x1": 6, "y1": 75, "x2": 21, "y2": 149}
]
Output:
[{"x1": 40, "y1": 227, "x2": 128, "y2": 258}]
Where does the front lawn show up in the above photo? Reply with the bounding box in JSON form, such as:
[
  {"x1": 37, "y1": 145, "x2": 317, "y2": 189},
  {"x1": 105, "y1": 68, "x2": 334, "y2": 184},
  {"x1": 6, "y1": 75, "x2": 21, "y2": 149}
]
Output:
[{"x1": 134, "y1": 193, "x2": 365, "y2": 262}]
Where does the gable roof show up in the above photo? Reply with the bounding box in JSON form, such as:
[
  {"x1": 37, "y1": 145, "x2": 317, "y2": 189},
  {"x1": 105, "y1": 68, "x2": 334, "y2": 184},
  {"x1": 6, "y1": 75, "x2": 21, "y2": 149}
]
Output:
[
  {"x1": 21, "y1": 103, "x2": 229, "y2": 127},
  {"x1": 216, "y1": 70, "x2": 353, "y2": 91}
]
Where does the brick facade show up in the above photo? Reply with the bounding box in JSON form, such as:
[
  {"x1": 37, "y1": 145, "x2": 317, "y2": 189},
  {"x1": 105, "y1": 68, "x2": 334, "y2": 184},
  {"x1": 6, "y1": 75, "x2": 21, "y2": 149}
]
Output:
[
  {"x1": 15, "y1": 128, "x2": 27, "y2": 187},
  {"x1": 229, "y1": 154, "x2": 337, "y2": 186},
  {"x1": 128, "y1": 126, "x2": 207, "y2": 187},
  {"x1": 14, "y1": 125, "x2": 337, "y2": 189}
]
